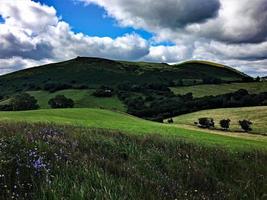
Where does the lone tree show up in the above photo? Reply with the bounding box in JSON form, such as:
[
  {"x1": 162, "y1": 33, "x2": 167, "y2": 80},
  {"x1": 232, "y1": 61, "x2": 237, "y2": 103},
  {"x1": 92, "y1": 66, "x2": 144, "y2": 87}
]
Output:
[
  {"x1": 10, "y1": 93, "x2": 39, "y2": 111},
  {"x1": 220, "y1": 119, "x2": 231, "y2": 131},
  {"x1": 198, "y1": 118, "x2": 215, "y2": 129},
  {"x1": 239, "y1": 120, "x2": 253, "y2": 132},
  {"x1": 48, "y1": 95, "x2": 74, "y2": 108}
]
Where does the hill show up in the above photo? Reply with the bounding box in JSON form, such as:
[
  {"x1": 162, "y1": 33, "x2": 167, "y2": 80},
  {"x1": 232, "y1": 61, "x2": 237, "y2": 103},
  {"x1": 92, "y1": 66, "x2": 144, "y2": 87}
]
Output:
[
  {"x1": 172, "y1": 106, "x2": 267, "y2": 135},
  {"x1": 171, "y1": 82, "x2": 267, "y2": 98},
  {"x1": 0, "y1": 57, "x2": 249, "y2": 96},
  {"x1": 0, "y1": 108, "x2": 266, "y2": 150}
]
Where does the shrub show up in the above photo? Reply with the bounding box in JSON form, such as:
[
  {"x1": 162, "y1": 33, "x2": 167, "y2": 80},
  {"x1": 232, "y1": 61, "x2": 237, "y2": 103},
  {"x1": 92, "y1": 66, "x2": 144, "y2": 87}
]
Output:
[
  {"x1": 10, "y1": 93, "x2": 39, "y2": 111},
  {"x1": 48, "y1": 95, "x2": 74, "y2": 108},
  {"x1": 198, "y1": 118, "x2": 215, "y2": 128},
  {"x1": 220, "y1": 119, "x2": 231, "y2": 130},
  {"x1": 167, "y1": 118, "x2": 174, "y2": 124},
  {"x1": 93, "y1": 86, "x2": 113, "y2": 97},
  {"x1": 239, "y1": 120, "x2": 253, "y2": 132}
]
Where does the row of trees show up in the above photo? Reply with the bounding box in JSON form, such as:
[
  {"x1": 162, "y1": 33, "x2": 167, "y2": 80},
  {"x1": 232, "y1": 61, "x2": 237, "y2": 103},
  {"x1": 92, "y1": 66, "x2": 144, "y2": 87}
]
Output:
[
  {"x1": 0, "y1": 93, "x2": 74, "y2": 111},
  {"x1": 196, "y1": 117, "x2": 253, "y2": 132}
]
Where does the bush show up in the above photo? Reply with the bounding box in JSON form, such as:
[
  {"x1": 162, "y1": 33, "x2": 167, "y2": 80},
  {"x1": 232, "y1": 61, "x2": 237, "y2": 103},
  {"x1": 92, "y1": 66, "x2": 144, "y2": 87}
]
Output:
[
  {"x1": 220, "y1": 119, "x2": 231, "y2": 130},
  {"x1": 239, "y1": 120, "x2": 253, "y2": 132},
  {"x1": 43, "y1": 83, "x2": 72, "y2": 93},
  {"x1": 93, "y1": 86, "x2": 113, "y2": 97},
  {"x1": 167, "y1": 118, "x2": 174, "y2": 124},
  {"x1": 48, "y1": 95, "x2": 74, "y2": 109},
  {"x1": 10, "y1": 93, "x2": 39, "y2": 111},
  {"x1": 198, "y1": 118, "x2": 215, "y2": 128}
]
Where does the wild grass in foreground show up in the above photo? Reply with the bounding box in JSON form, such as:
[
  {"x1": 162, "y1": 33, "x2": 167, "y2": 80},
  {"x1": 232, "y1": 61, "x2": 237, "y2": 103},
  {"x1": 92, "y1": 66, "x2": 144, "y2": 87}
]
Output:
[{"x1": 0, "y1": 122, "x2": 266, "y2": 199}]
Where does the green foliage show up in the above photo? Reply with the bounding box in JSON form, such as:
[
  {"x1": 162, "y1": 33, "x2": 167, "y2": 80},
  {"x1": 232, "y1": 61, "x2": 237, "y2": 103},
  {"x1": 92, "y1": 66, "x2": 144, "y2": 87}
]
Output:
[
  {"x1": 239, "y1": 120, "x2": 253, "y2": 132},
  {"x1": 48, "y1": 95, "x2": 74, "y2": 109},
  {"x1": 93, "y1": 86, "x2": 114, "y2": 97},
  {"x1": 198, "y1": 118, "x2": 215, "y2": 128},
  {"x1": 0, "y1": 123, "x2": 267, "y2": 199},
  {"x1": 220, "y1": 119, "x2": 231, "y2": 130},
  {"x1": 10, "y1": 93, "x2": 39, "y2": 111}
]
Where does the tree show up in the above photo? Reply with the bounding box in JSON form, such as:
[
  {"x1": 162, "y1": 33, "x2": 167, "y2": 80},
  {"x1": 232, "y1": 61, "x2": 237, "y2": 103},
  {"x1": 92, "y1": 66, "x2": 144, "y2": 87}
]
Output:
[
  {"x1": 239, "y1": 120, "x2": 253, "y2": 132},
  {"x1": 220, "y1": 119, "x2": 231, "y2": 130},
  {"x1": 198, "y1": 118, "x2": 215, "y2": 128},
  {"x1": 93, "y1": 86, "x2": 113, "y2": 97},
  {"x1": 48, "y1": 95, "x2": 74, "y2": 108},
  {"x1": 10, "y1": 93, "x2": 39, "y2": 111},
  {"x1": 167, "y1": 118, "x2": 174, "y2": 124}
]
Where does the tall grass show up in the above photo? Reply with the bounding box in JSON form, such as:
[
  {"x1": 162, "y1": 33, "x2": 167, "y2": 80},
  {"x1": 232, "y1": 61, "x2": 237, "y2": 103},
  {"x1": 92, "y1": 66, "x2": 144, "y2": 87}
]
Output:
[{"x1": 0, "y1": 122, "x2": 267, "y2": 199}]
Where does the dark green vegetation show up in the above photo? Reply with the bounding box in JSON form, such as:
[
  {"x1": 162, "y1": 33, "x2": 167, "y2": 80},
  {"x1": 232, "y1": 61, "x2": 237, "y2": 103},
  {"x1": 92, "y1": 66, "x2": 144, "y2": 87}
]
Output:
[
  {"x1": 1, "y1": 122, "x2": 267, "y2": 199},
  {"x1": 48, "y1": 95, "x2": 74, "y2": 109},
  {"x1": 120, "y1": 86, "x2": 267, "y2": 121},
  {"x1": 173, "y1": 106, "x2": 267, "y2": 135},
  {"x1": 0, "y1": 57, "x2": 249, "y2": 96}
]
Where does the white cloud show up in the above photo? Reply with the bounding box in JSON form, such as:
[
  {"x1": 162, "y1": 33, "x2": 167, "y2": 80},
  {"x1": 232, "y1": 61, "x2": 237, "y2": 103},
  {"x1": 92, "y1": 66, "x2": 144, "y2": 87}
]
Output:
[
  {"x1": 0, "y1": 0, "x2": 150, "y2": 73},
  {"x1": 0, "y1": 0, "x2": 267, "y2": 76},
  {"x1": 144, "y1": 45, "x2": 190, "y2": 63}
]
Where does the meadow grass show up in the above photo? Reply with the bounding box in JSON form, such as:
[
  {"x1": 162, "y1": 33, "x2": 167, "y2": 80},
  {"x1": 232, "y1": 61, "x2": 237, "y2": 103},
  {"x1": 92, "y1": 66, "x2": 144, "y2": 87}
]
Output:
[
  {"x1": 0, "y1": 108, "x2": 266, "y2": 151},
  {"x1": 0, "y1": 123, "x2": 266, "y2": 199},
  {"x1": 27, "y1": 89, "x2": 126, "y2": 111},
  {"x1": 173, "y1": 106, "x2": 267, "y2": 135},
  {"x1": 171, "y1": 82, "x2": 267, "y2": 98}
]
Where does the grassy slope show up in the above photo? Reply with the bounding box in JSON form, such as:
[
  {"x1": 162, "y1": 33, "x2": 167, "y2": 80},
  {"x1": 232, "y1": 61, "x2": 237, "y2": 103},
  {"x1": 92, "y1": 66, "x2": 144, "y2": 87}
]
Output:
[
  {"x1": 171, "y1": 82, "x2": 267, "y2": 98},
  {"x1": 27, "y1": 90, "x2": 126, "y2": 111},
  {"x1": 0, "y1": 57, "x2": 248, "y2": 95},
  {"x1": 1, "y1": 123, "x2": 266, "y2": 199},
  {"x1": 0, "y1": 108, "x2": 266, "y2": 151},
  {"x1": 173, "y1": 106, "x2": 267, "y2": 135}
]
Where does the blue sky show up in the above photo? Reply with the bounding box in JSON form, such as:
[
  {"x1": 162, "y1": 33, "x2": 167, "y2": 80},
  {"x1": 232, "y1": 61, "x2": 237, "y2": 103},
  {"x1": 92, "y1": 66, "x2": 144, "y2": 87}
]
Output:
[
  {"x1": 0, "y1": 0, "x2": 266, "y2": 76},
  {"x1": 33, "y1": 0, "x2": 153, "y2": 39}
]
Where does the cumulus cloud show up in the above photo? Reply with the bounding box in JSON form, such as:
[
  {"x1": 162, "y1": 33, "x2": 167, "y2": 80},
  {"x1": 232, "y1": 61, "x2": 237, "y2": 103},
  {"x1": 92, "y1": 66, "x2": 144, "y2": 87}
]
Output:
[
  {"x1": 79, "y1": 0, "x2": 267, "y2": 76},
  {"x1": 81, "y1": 0, "x2": 220, "y2": 29},
  {"x1": 0, "y1": 0, "x2": 150, "y2": 74},
  {"x1": 186, "y1": 0, "x2": 267, "y2": 43},
  {"x1": 0, "y1": 0, "x2": 267, "y2": 76},
  {"x1": 143, "y1": 45, "x2": 191, "y2": 63}
]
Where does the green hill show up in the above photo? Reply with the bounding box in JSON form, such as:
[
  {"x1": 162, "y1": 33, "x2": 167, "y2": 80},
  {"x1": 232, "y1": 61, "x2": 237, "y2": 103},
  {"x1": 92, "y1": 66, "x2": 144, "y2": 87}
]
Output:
[
  {"x1": 0, "y1": 57, "x2": 249, "y2": 96},
  {"x1": 172, "y1": 106, "x2": 267, "y2": 135},
  {"x1": 0, "y1": 108, "x2": 266, "y2": 150}
]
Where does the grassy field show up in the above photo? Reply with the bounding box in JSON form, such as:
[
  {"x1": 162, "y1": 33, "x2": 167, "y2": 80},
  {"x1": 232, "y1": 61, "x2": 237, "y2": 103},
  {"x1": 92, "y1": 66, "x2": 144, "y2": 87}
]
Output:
[
  {"x1": 27, "y1": 89, "x2": 126, "y2": 111},
  {"x1": 0, "y1": 108, "x2": 266, "y2": 151},
  {"x1": 171, "y1": 81, "x2": 267, "y2": 97},
  {"x1": 1, "y1": 123, "x2": 266, "y2": 199},
  {"x1": 172, "y1": 106, "x2": 267, "y2": 135}
]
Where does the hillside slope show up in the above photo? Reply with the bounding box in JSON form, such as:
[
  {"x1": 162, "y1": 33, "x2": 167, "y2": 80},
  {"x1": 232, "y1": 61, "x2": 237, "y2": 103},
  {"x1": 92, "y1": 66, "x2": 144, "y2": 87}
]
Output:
[
  {"x1": 0, "y1": 108, "x2": 266, "y2": 150},
  {"x1": 0, "y1": 57, "x2": 249, "y2": 95},
  {"x1": 171, "y1": 82, "x2": 267, "y2": 98},
  {"x1": 173, "y1": 106, "x2": 267, "y2": 135}
]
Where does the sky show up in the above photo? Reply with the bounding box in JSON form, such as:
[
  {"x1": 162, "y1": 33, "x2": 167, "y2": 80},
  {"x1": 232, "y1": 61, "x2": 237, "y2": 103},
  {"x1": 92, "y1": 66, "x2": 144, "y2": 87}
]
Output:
[{"x1": 0, "y1": 0, "x2": 267, "y2": 76}]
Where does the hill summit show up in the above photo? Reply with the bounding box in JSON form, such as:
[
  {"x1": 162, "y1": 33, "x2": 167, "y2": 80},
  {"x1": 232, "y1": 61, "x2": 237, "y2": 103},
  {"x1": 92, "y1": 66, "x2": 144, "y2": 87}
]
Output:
[{"x1": 0, "y1": 57, "x2": 250, "y2": 95}]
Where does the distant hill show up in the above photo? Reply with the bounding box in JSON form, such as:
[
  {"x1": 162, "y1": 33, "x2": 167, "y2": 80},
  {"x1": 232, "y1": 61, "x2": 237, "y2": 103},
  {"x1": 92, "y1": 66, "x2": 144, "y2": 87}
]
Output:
[{"x1": 0, "y1": 57, "x2": 250, "y2": 95}]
